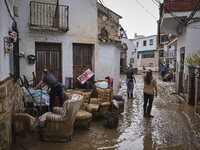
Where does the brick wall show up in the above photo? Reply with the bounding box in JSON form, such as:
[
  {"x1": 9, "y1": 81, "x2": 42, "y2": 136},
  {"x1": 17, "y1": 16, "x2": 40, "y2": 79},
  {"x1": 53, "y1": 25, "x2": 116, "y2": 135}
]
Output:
[
  {"x1": 163, "y1": 0, "x2": 200, "y2": 13},
  {"x1": 0, "y1": 78, "x2": 23, "y2": 150}
]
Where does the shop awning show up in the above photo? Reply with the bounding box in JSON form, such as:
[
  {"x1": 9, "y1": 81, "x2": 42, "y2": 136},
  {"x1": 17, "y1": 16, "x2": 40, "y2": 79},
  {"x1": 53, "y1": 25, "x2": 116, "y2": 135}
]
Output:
[{"x1": 137, "y1": 50, "x2": 155, "y2": 54}]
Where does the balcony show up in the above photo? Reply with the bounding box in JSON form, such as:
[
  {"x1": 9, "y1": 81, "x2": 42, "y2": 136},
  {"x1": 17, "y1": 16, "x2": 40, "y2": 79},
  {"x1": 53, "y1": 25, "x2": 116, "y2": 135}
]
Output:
[
  {"x1": 159, "y1": 0, "x2": 198, "y2": 35},
  {"x1": 30, "y1": 1, "x2": 69, "y2": 32}
]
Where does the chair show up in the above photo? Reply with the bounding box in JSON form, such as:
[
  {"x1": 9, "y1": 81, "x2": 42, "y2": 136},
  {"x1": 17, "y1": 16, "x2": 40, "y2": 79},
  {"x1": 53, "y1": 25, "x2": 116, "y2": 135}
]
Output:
[
  {"x1": 64, "y1": 90, "x2": 92, "y2": 129},
  {"x1": 39, "y1": 94, "x2": 83, "y2": 142}
]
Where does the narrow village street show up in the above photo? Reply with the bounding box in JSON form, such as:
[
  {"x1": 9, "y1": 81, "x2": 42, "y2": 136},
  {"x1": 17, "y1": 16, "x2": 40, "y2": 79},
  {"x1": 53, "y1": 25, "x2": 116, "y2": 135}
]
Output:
[{"x1": 13, "y1": 73, "x2": 200, "y2": 150}]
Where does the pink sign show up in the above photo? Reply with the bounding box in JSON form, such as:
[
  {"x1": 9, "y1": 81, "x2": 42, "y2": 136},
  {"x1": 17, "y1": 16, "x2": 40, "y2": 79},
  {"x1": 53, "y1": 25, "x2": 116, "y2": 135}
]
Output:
[{"x1": 77, "y1": 69, "x2": 94, "y2": 84}]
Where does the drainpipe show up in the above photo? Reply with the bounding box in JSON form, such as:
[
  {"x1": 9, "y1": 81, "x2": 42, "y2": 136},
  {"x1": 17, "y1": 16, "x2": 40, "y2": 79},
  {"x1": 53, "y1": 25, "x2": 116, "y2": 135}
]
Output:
[{"x1": 12, "y1": 22, "x2": 20, "y2": 81}]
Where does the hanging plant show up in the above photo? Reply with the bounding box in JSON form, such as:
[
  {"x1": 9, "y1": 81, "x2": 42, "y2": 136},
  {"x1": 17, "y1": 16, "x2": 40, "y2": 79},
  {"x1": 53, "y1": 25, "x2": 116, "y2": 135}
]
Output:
[{"x1": 4, "y1": 31, "x2": 17, "y2": 53}]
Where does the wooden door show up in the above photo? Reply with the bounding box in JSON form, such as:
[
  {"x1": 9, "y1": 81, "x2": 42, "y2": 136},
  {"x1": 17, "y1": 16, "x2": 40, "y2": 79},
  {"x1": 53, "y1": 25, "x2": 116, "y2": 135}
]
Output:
[
  {"x1": 73, "y1": 43, "x2": 94, "y2": 88},
  {"x1": 35, "y1": 42, "x2": 62, "y2": 82}
]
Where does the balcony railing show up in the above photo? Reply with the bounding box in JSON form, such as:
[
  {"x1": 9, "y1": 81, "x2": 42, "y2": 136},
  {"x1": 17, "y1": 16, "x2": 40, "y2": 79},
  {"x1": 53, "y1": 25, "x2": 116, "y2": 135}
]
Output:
[{"x1": 30, "y1": 1, "x2": 69, "y2": 32}]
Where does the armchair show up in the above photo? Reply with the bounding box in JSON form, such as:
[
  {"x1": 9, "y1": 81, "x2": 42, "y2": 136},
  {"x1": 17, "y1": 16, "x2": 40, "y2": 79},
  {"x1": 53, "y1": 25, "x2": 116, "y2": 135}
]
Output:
[
  {"x1": 39, "y1": 94, "x2": 83, "y2": 142},
  {"x1": 64, "y1": 90, "x2": 93, "y2": 129}
]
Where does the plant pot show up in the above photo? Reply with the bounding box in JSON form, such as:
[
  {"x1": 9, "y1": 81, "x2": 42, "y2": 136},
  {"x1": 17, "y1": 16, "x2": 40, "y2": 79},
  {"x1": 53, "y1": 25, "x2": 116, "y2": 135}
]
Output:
[{"x1": 188, "y1": 66, "x2": 195, "y2": 74}]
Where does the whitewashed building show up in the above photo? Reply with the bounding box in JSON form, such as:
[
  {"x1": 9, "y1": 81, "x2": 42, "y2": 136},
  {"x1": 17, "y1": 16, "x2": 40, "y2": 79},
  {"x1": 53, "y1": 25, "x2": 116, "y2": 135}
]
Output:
[
  {"x1": 96, "y1": 3, "x2": 125, "y2": 94},
  {"x1": 15, "y1": 0, "x2": 98, "y2": 88},
  {"x1": 121, "y1": 38, "x2": 137, "y2": 68},
  {"x1": 160, "y1": 0, "x2": 200, "y2": 93},
  {"x1": 132, "y1": 35, "x2": 159, "y2": 71}
]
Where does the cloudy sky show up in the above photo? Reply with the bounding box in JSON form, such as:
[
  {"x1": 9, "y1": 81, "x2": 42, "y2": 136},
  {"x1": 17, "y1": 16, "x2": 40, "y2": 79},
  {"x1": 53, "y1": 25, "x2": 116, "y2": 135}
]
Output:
[{"x1": 100, "y1": 0, "x2": 160, "y2": 39}]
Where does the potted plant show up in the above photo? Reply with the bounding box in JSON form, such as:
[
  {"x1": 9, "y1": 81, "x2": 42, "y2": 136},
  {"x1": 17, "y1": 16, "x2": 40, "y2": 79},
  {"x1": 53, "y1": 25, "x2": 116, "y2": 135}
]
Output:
[{"x1": 185, "y1": 51, "x2": 200, "y2": 74}]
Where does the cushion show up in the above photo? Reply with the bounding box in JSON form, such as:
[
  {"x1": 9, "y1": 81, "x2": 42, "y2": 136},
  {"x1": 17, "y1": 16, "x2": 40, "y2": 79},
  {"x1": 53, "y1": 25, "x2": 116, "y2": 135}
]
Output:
[
  {"x1": 100, "y1": 102, "x2": 110, "y2": 107},
  {"x1": 113, "y1": 95, "x2": 124, "y2": 101},
  {"x1": 76, "y1": 110, "x2": 92, "y2": 120},
  {"x1": 39, "y1": 112, "x2": 52, "y2": 127},
  {"x1": 89, "y1": 98, "x2": 100, "y2": 104},
  {"x1": 86, "y1": 104, "x2": 100, "y2": 112}
]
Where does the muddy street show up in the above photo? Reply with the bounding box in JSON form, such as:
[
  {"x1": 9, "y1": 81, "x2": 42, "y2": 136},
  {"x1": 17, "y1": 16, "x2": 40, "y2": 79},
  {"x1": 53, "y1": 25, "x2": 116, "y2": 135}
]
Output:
[{"x1": 13, "y1": 74, "x2": 200, "y2": 150}]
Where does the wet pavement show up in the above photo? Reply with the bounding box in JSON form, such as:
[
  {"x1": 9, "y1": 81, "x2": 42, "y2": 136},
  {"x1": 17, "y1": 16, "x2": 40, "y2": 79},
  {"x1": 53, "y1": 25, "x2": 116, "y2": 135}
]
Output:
[{"x1": 12, "y1": 74, "x2": 200, "y2": 150}]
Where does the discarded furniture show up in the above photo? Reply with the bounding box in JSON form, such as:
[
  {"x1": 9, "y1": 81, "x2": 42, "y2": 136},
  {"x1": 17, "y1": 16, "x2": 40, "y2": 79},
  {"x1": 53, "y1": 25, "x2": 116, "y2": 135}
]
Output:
[
  {"x1": 87, "y1": 87, "x2": 113, "y2": 117},
  {"x1": 64, "y1": 90, "x2": 92, "y2": 128},
  {"x1": 39, "y1": 94, "x2": 83, "y2": 142},
  {"x1": 12, "y1": 113, "x2": 36, "y2": 138},
  {"x1": 111, "y1": 95, "x2": 124, "y2": 114}
]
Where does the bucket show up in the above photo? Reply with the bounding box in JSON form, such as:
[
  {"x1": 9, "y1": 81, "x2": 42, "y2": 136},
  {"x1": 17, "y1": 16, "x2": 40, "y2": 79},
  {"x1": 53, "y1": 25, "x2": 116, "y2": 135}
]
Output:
[{"x1": 104, "y1": 111, "x2": 118, "y2": 129}]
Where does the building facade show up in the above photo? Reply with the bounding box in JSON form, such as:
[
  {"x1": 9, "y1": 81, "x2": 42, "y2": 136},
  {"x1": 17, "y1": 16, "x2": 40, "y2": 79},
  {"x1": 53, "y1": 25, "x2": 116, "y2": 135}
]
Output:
[
  {"x1": 96, "y1": 3, "x2": 125, "y2": 93},
  {"x1": 15, "y1": 0, "x2": 98, "y2": 88},
  {"x1": 122, "y1": 38, "x2": 137, "y2": 69},
  {"x1": 0, "y1": 1, "x2": 24, "y2": 150},
  {"x1": 160, "y1": 0, "x2": 200, "y2": 94},
  {"x1": 132, "y1": 35, "x2": 159, "y2": 71}
]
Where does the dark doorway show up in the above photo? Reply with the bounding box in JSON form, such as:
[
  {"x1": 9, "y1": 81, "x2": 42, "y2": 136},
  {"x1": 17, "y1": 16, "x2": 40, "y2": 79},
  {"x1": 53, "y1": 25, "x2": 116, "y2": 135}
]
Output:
[
  {"x1": 35, "y1": 42, "x2": 62, "y2": 82},
  {"x1": 179, "y1": 47, "x2": 185, "y2": 94},
  {"x1": 73, "y1": 43, "x2": 94, "y2": 88}
]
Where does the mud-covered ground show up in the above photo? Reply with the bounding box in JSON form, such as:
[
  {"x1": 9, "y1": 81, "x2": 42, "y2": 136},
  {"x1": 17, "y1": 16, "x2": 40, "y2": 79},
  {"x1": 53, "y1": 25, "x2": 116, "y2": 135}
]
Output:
[{"x1": 12, "y1": 74, "x2": 200, "y2": 150}]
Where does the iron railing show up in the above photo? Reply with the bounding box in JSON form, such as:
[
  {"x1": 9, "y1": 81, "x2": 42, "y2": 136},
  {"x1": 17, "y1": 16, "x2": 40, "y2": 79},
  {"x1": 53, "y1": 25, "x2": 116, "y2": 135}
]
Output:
[{"x1": 30, "y1": 1, "x2": 69, "y2": 32}]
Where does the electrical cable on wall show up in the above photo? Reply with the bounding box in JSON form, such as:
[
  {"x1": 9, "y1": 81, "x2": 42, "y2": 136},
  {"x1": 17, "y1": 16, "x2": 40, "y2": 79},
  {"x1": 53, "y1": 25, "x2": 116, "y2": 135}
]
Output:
[
  {"x1": 153, "y1": 0, "x2": 183, "y2": 24},
  {"x1": 184, "y1": 0, "x2": 200, "y2": 25}
]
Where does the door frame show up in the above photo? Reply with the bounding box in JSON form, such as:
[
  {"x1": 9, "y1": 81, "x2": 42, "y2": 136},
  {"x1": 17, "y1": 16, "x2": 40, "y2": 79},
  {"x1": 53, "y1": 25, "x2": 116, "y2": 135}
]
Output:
[{"x1": 35, "y1": 42, "x2": 62, "y2": 82}]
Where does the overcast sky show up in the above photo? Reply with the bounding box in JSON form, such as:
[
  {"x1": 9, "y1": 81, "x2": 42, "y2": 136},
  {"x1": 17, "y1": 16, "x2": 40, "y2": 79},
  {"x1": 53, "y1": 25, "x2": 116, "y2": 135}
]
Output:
[{"x1": 101, "y1": 0, "x2": 160, "y2": 39}]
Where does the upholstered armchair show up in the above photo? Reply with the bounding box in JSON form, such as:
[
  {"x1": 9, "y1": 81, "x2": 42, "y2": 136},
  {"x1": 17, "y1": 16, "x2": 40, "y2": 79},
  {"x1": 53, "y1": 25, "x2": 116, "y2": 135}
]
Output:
[
  {"x1": 64, "y1": 90, "x2": 93, "y2": 129},
  {"x1": 39, "y1": 94, "x2": 83, "y2": 142},
  {"x1": 87, "y1": 87, "x2": 113, "y2": 117}
]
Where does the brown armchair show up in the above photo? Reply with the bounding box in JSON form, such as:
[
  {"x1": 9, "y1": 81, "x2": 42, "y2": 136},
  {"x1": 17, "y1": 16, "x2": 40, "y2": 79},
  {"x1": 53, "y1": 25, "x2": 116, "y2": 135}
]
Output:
[
  {"x1": 64, "y1": 90, "x2": 92, "y2": 129},
  {"x1": 87, "y1": 87, "x2": 113, "y2": 117},
  {"x1": 39, "y1": 94, "x2": 83, "y2": 142}
]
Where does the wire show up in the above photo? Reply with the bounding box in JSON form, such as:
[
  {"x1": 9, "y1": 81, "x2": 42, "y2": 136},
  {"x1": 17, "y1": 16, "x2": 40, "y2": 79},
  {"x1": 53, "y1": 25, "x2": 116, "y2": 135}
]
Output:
[
  {"x1": 184, "y1": 0, "x2": 200, "y2": 25},
  {"x1": 153, "y1": 0, "x2": 183, "y2": 24},
  {"x1": 151, "y1": 0, "x2": 159, "y2": 6},
  {"x1": 135, "y1": 0, "x2": 157, "y2": 20},
  {"x1": 4, "y1": 0, "x2": 16, "y2": 22},
  {"x1": 98, "y1": 0, "x2": 120, "y2": 25},
  {"x1": 98, "y1": 0, "x2": 128, "y2": 38},
  {"x1": 88, "y1": 0, "x2": 97, "y2": 10}
]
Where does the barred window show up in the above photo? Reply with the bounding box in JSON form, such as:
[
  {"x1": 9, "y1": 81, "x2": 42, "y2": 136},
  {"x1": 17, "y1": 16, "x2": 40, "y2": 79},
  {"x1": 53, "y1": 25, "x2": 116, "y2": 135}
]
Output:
[{"x1": 142, "y1": 53, "x2": 154, "y2": 58}]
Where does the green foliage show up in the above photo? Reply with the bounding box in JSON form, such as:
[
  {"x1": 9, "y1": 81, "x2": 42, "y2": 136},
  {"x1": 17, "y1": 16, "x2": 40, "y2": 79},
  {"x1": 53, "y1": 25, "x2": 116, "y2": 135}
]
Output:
[{"x1": 185, "y1": 50, "x2": 200, "y2": 67}]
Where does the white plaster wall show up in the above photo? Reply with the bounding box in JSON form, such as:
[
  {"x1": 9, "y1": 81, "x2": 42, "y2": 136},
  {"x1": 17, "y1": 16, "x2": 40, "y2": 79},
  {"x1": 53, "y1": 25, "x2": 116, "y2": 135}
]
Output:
[
  {"x1": 132, "y1": 35, "x2": 157, "y2": 52},
  {"x1": 184, "y1": 22, "x2": 200, "y2": 74},
  {"x1": 0, "y1": 1, "x2": 14, "y2": 80},
  {"x1": 15, "y1": 0, "x2": 98, "y2": 83},
  {"x1": 95, "y1": 43, "x2": 120, "y2": 94},
  {"x1": 121, "y1": 38, "x2": 137, "y2": 68}
]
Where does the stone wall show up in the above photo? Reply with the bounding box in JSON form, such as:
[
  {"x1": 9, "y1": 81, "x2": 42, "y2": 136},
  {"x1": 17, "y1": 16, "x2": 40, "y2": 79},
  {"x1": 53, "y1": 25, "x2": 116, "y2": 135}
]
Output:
[{"x1": 0, "y1": 78, "x2": 23, "y2": 150}]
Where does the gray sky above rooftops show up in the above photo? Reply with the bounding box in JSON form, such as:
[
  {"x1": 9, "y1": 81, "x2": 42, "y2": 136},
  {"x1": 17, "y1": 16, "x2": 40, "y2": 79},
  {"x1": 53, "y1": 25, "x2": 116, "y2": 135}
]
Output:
[{"x1": 101, "y1": 0, "x2": 160, "y2": 39}]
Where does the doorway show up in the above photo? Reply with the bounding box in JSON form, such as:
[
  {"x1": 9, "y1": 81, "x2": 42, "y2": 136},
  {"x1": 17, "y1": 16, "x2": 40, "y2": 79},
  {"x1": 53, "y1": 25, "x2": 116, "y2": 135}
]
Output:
[
  {"x1": 35, "y1": 42, "x2": 62, "y2": 82},
  {"x1": 73, "y1": 43, "x2": 94, "y2": 88},
  {"x1": 179, "y1": 47, "x2": 185, "y2": 94}
]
